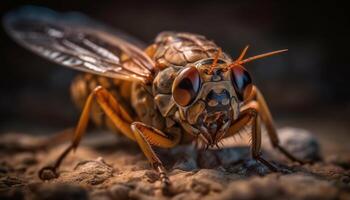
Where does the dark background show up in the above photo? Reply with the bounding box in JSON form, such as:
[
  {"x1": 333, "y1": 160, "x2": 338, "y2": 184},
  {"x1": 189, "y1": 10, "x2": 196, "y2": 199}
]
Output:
[{"x1": 0, "y1": 1, "x2": 349, "y2": 142}]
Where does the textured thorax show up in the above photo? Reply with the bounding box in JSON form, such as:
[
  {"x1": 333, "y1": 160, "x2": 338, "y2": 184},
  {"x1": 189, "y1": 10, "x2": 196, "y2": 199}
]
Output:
[{"x1": 152, "y1": 32, "x2": 232, "y2": 68}]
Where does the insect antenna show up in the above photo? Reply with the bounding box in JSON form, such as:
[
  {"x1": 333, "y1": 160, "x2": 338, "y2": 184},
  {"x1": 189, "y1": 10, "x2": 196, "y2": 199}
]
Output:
[
  {"x1": 229, "y1": 46, "x2": 288, "y2": 68},
  {"x1": 208, "y1": 48, "x2": 222, "y2": 74},
  {"x1": 236, "y1": 45, "x2": 250, "y2": 62},
  {"x1": 239, "y1": 49, "x2": 288, "y2": 65}
]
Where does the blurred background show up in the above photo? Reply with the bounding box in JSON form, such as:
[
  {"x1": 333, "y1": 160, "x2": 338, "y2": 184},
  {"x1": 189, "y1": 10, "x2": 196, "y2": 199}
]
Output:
[{"x1": 0, "y1": 1, "x2": 349, "y2": 154}]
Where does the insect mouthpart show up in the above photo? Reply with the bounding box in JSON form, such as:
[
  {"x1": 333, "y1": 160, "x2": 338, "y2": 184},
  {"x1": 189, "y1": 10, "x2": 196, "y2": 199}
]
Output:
[{"x1": 197, "y1": 110, "x2": 232, "y2": 146}]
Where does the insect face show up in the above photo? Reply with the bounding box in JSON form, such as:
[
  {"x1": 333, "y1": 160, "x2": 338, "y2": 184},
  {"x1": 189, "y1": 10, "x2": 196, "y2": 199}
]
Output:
[{"x1": 173, "y1": 59, "x2": 243, "y2": 146}]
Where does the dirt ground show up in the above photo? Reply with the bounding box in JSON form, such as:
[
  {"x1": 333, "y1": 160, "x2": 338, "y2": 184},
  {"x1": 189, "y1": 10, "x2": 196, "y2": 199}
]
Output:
[{"x1": 0, "y1": 125, "x2": 349, "y2": 200}]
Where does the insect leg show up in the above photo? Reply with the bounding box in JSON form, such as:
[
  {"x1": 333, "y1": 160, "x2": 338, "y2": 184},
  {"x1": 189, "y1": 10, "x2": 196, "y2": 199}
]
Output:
[
  {"x1": 39, "y1": 86, "x2": 134, "y2": 180},
  {"x1": 225, "y1": 102, "x2": 278, "y2": 171},
  {"x1": 131, "y1": 122, "x2": 181, "y2": 194},
  {"x1": 244, "y1": 85, "x2": 306, "y2": 164},
  {"x1": 226, "y1": 111, "x2": 253, "y2": 136}
]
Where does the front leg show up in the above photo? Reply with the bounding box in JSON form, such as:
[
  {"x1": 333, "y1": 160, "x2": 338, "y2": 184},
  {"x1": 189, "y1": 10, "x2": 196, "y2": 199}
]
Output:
[
  {"x1": 131, "y1": 122, "x2": 181, "y2": 194},
  {"x1": 226, "y1": 101, "x2": 278, "y2": 172},
  {"x1": 245, "y1": 85, "x2": 307, "y2": 164}
]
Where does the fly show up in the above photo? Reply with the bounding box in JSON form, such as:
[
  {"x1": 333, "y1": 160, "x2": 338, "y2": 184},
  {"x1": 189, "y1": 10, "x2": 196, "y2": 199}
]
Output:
[{"x1": 3, "y1": 6, "x2": 307, "y2": 194}]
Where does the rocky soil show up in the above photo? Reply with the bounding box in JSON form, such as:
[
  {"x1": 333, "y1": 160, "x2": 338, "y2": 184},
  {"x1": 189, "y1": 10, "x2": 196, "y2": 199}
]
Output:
[{"x1": 0, "y1": 127, "x2": 349, "y2": 200}]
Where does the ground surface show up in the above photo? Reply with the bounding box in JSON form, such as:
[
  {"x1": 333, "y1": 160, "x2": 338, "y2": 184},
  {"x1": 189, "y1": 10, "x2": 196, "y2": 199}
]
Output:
[{"x1": 0, "y1": 127, "x2": 349, "y2": 200}]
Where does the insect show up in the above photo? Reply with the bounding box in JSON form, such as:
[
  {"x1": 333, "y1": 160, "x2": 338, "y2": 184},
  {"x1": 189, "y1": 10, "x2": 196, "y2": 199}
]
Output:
[{"x1": 4, "y1": 6, "x2": 305, "y2": 192}]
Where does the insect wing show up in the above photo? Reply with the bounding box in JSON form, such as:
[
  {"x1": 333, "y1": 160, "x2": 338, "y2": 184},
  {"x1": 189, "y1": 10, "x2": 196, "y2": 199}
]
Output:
[{"x1": 3, "y1": 6, "x2": 154, "y2": 83}]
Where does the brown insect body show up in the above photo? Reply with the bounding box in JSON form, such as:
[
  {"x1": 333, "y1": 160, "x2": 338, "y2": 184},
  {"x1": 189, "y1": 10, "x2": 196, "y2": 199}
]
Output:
[
  {"x1": 71, "y1": 32, "x2": 236, "y2": 146},
  {"x1": 4, "y1": 6, "x2": 306, "y2": 192}
]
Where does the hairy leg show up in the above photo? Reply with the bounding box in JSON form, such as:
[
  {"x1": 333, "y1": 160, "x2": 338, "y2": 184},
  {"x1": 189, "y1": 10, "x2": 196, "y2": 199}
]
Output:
[
  {"x1": 245, "y1": 85, "x2": 306, "y2": 164},
  {"x1": 225, "y1": 101, "x2": 278, "y2": 171},
  {"x1": 131, "y1": 122, "x2": 181, "y2": 193},
  {"x1": 39, "y1": 86, "x2": 134, "y2": 180}
]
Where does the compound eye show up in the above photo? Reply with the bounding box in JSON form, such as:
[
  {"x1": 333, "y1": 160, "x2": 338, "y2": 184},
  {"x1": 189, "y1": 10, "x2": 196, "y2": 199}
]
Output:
[
  {"x1": 231, "y1": 65, "x2": 252, "y2": 101},
  {"x1": 172, "y1": 67, "x2": 201, "y2": 107}
]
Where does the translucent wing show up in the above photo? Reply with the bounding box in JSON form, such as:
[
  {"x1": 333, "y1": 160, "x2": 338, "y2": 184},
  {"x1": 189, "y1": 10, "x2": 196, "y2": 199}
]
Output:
[{"x1": 3, "y1": 6, "x2": 154, "y2": 83}]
